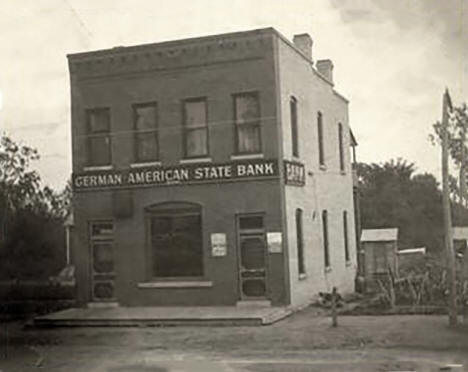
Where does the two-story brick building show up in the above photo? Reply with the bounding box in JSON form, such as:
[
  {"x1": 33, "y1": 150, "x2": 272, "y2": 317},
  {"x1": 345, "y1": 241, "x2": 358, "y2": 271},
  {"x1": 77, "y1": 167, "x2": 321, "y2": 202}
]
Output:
[{"x1": 68, "y1": 27, "x2": 357, "y2": 308}]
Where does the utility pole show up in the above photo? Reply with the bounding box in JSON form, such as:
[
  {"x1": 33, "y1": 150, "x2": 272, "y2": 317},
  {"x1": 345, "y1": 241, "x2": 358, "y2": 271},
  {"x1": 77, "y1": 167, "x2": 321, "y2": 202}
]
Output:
[
  {"x1": 442, "y1": 88, "x2": 458, "y2": 326},
  {"x1": 460, "y1": 113, "x2": 466, "y2": 207}
]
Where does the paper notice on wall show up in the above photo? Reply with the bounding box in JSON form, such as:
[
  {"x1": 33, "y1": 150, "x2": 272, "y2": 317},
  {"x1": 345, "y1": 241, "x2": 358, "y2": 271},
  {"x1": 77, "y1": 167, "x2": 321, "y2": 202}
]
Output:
[
  {"x1": 211, "y1": 233, "x2": 227, "y2": 257},
  {"x1": 267, "y1": 232, "x2": 282, "y2": 253}
]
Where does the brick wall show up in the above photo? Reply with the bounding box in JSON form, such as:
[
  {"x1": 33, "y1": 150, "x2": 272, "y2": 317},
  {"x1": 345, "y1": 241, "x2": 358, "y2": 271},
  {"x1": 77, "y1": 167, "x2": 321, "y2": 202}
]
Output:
[{"x1": 275, "y1": 34, "x2": 357, "y2": 306}]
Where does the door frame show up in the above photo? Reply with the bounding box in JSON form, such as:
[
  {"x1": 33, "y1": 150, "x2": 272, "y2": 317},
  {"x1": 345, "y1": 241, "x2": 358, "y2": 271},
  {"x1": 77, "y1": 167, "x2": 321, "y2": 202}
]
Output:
[
  {"x1": 236, "y1": 214, "x2": 269, "y2": 300},
  {"x1": 89, "y1": 220, "x2": 116, "y2": 302}
]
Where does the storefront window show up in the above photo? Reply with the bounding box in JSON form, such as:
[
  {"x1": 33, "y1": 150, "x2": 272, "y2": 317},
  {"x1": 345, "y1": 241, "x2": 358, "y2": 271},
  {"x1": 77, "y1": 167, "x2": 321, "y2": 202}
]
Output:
[{"x1": 147, "y1": 203, "x2": 203, "y2": 278}]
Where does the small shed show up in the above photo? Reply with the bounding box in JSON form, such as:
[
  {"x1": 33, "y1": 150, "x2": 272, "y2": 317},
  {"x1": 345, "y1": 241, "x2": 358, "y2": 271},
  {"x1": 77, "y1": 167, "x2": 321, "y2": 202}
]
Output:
[
  {"x1": 361, "y1": 228, "x2": 399, "y2": 291},
  {"x1": 397, "y1": 247, "x2": 426, "y2": 272}
]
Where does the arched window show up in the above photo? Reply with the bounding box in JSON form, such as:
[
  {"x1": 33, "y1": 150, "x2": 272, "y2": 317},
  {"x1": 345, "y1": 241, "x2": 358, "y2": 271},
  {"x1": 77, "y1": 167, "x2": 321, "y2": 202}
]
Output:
[{"x1": 146, "y1": 202, "x2": 203, "y2": 278}]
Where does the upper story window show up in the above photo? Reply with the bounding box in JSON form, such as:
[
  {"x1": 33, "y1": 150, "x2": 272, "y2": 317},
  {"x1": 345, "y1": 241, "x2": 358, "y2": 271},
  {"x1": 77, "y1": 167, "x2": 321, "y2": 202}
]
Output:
[
  {"x1": 86, "y1": 108, "x2": 111, "y2": 166},
  {"x1": 338, "y1": 122, "x2": 345, "y2": 171},
  {"x1": 317, "y1": 112, "x2": 325, "y2": 167},
  {"x1": 134, "y1": 103, "x2": 158, "y2": 163},
  {"x1": 290, "y1": 97, "x2": 299, "y2": 157},
  {"x1": 234, "y1": 92, "x2": 261, "y2": 154},
  {"x1": 183, "y1": 98, "x2": 208, "y2": 158}
]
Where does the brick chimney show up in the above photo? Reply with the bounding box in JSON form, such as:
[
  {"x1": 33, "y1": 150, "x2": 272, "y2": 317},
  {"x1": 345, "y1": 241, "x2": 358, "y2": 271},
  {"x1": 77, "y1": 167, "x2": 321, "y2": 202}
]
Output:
[
  {"x1": 293, "y1": 33, "x2": 313, "y2": 62},
  {"x1": 316, "y1": 59, "x2": 334, "y2": 84}
]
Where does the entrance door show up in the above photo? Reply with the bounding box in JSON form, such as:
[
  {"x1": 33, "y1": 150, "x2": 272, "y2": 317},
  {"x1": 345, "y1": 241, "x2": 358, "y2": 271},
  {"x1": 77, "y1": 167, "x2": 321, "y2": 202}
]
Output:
[
  {"x1": 238, "y1": 216, "x2": 267, "y2": 300},
  {"x1": 90, "y1": 221, "x2": 116, "y2": 302}
]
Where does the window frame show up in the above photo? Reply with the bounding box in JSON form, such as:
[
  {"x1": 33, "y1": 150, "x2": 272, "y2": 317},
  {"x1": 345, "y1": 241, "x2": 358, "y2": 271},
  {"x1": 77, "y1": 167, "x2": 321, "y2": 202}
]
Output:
[
  {"x1": 145, "y1": 202, "x2": 204, "y2": 280},
  {"x1": 133, "y1": 102, "x2": 159, "y2": 164},
  {"x1": 317, "y1": 111, "x2": 325, "y2": 167},
  {"x1": 182, "y1": 97, "x2": 209, "y2": 159},
  {"x1": 322, "y1": 210, "x2": 330, "y2": 269},
  {"x1": 338, "y1": 122, "x2": 345, "y2": 172},
  {"x1": 296, "y1": 209, "x2": 305, "y2": 276},
  {"x1": 343, "y1": 211, "x2": 350, "y2": 263},
  {"x1": 86, "y1": 107, "x2": 111, "y2": 167},
  {"x1": 233, "y1": 91, "x2": 262, "y2": 155},
  {"x1": 290, "y1": 96, "x2": 299, "y2": 158}
]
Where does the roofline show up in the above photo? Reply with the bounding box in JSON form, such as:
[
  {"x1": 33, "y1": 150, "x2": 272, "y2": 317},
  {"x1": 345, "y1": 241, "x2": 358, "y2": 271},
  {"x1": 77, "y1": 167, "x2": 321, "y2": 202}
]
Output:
[
  {"x1": 67, "y1": 27, "x2": 277, "y2": 60},
  {"x1": 67, "y1": 26, "x2": 350, "y2": 102}
]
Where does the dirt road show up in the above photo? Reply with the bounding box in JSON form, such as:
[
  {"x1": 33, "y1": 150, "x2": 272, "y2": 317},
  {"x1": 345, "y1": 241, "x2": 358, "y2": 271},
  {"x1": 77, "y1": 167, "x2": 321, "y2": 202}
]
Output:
[{"x1": 1, "y1": 311, "x2": 467, "y2": 371}]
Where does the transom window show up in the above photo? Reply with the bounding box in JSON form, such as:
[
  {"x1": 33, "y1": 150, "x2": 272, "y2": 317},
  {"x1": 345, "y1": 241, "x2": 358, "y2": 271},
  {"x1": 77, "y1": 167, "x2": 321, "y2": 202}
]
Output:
[
  {"x1": 183, "y1": 98, "x2": 208, "y2": 158},
  {"x1": 147, "y1": 202, "x2": 203, "y2": 278},
  {"x1": 134, "y1": 103, "x2": 158, "y2": 163},
  {"x1": 86, "y1": 108, "x2": 111, "y2": 166},
  {"x1": 234, "y1": 92, "x2": 262, "y2": 154}
]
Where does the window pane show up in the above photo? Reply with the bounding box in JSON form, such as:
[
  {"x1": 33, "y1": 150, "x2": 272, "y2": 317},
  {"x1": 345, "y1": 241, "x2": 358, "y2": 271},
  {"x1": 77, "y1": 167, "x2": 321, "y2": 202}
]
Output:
[
  {"x1": 235, "y1": 93, "x2": 261, "y2": 154},
  {"x1": 151, "y1": 213, "x2": 203, "y2": 277},
  {"x1": 238, "y1": 124, "x2": 261, "y2": 153},
  {"x1": 91, "y1": 222, "x2": 113, "y2": 236},
  {"x1": 185, "y1": 101, "x2": 206, "y2": 128},
  {"x1": 186, "y1": 128, "x2": 207, "y2": 157},
  {"x1": 291, "y1": 97, "x2": 299, "y2": 157},
  {"x1": 343, "y1": 211, "x2": 350, "y2": 262},
  {"x1": 88, "y1": 136, "x2": 111, "y2": 165},
  {"x1": 239, "y1": 216, "x2": 263, "y2": 230},
  {"x1": 318, "y1": 112, "x2": 325, "y2": 166},
  {"x1": 236, "y1": 94, "x2": 259, "y2": 124},
  {"x1": 93, "y1": 242, "x2": 114, "y2": 273},
  {"x1": 135, "y1": 105, "x2": 157, "y2": 130},
  {"x1": 339, "y1": 123, "x2": 344, "y2": 171},
  {"x1": 134, "y1": 104, "x2": 158, "y2": 162},
  {"x1": 136, "y1": 132, "x2": 158, "y2": 162},
  {"x1": 322, "y1": 210, "x2": 330, "y2": 267},
  {"x1": 241, "y1": 237, "x2": 265, "y2": 270},
  {"x1": 296, "y1": 209, "x2": 305, "y2": 274},
  {"x1": 89, "y1": 110, "x2": 110, "y2": 133}
]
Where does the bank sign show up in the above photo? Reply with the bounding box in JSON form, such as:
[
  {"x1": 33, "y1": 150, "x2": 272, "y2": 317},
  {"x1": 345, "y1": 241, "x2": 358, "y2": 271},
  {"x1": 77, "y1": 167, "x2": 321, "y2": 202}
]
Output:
[{"x1": 73, "y1": 159, "x2": 279, "y2": 191}]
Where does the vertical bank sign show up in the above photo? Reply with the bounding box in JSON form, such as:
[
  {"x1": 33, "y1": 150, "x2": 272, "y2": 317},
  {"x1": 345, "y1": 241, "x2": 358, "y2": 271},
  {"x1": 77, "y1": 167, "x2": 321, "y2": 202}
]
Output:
[{"x1": 73, "y1": 159, "x2": 279, "y2": 191}]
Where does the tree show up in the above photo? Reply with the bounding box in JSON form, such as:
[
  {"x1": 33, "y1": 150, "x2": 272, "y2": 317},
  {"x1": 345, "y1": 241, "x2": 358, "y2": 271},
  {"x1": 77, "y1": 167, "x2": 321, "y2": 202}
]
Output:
[
  {"x1": 430, "y1": 102, "x2": 468, "y2": 204},
  {"x1": 0, "y1": 133, "x2": 71, "y2": 279},
  {"x1": 356, "y1": 158, "x2": 468, "y2": 254}
]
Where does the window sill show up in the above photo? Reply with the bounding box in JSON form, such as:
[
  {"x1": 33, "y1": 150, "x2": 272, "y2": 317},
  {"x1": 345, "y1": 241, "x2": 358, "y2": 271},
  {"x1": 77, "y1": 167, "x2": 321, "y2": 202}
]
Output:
[
  {"x1": 231, "y1": 153, "x2": 264, "y2": 160},
  {"x1": 299, "y1": 273, "x2": 307, "y2": 281},
  {"x1": 83, "y1": 165, "x2": 113, "y2": 171},
  {"x1": 346, "y1": 260, "x2": 352, "y2": 267},
  {"x1": 319, "y1": 165, "x2": 327, "y2": 171},
  {"x1": 340, "y1": 170, "x2": 346, "y2": 175},
  {"x1": 324, "y1": 266, "x2": 332, "y2": 273},
  {"x1": 179, "y1": 157, "x2": 212, "y2": 164},
  {"x1": 137, "y1": 281, "x2": 213, "y2": 289},
  {"x1": 130, "y1": 161, "x2": 161, "y2": 168}
]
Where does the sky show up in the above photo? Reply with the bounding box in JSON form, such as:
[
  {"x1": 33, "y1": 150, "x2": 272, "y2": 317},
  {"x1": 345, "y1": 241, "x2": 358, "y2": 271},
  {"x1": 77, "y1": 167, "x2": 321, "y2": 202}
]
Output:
[{"x1": 0, "y1": 0, "x2": 467, "y2": 190}]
